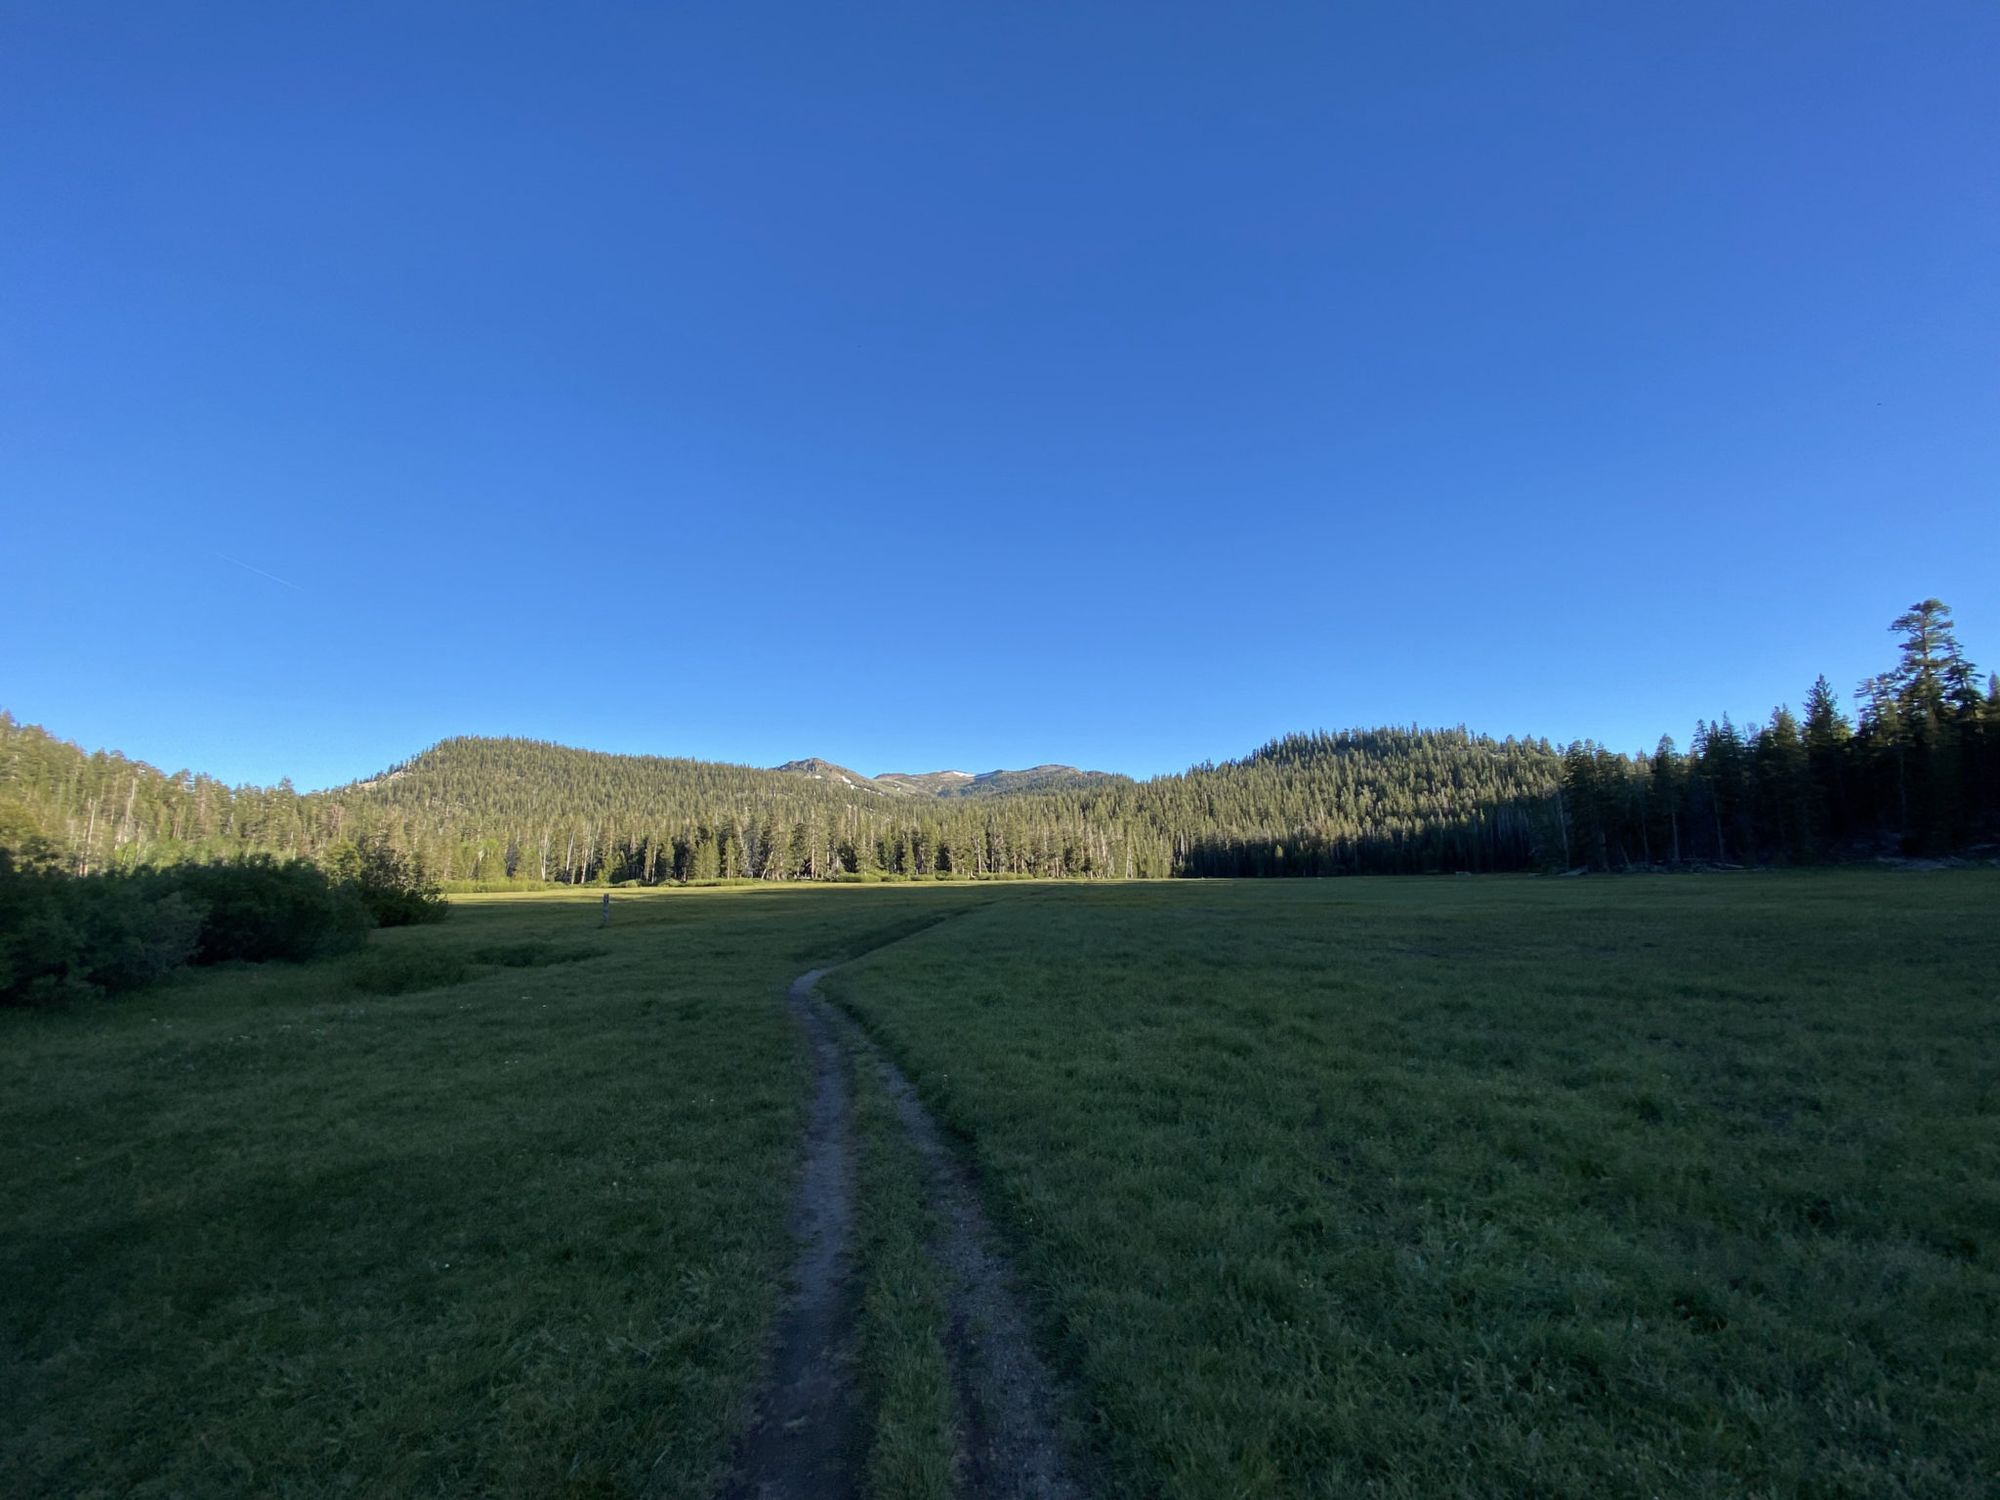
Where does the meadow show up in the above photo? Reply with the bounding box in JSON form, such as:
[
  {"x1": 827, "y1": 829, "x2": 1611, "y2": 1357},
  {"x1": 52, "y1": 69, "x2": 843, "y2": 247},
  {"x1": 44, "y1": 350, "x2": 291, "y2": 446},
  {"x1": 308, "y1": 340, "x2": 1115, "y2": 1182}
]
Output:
[
  {"x1": 0, "y1": 885, "x2": 983, "y2": 1497},
  {"x1": 829, "y1": 874, "x2": 2000, "y2": 1497},
  {"x1": 3, "y1": 872, "x2": 1994, "y2": 1497}
]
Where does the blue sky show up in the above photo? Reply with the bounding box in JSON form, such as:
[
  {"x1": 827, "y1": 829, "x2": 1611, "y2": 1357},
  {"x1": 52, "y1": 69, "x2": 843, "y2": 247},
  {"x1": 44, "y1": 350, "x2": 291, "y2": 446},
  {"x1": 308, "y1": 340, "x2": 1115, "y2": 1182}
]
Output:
[{"x1": 4, "y1": 3, "x2": 1995, "y2": 789}]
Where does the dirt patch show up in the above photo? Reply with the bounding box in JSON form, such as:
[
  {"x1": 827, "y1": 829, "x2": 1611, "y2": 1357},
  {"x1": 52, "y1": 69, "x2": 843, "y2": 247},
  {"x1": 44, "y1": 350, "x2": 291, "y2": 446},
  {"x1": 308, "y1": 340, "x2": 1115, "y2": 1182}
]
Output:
[{"x1": 721, "y1": 971, "x2": 865, "y2": 1500}]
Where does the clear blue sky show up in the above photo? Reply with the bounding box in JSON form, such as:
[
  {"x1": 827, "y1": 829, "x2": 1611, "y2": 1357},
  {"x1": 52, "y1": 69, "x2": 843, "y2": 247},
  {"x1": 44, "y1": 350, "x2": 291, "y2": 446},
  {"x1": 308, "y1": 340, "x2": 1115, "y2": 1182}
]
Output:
[{"x1": 4, "y1": 3, "x2": 1995, "y2": 790}]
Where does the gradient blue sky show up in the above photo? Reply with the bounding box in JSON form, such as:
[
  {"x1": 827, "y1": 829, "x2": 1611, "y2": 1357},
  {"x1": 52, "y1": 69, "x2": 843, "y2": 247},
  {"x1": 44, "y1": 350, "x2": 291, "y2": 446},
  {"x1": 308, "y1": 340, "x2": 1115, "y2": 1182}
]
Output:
[{"x1": 4, "y1": 3, "x2": 1995, "y2": 790}]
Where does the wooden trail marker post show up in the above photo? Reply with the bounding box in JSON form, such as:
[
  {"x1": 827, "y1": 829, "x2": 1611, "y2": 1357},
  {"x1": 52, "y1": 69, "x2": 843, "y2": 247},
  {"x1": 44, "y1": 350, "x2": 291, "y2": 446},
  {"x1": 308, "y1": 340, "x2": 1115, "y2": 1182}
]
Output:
[{"x1": 600, "y1": 892, "x2": 611, "y2": 927}]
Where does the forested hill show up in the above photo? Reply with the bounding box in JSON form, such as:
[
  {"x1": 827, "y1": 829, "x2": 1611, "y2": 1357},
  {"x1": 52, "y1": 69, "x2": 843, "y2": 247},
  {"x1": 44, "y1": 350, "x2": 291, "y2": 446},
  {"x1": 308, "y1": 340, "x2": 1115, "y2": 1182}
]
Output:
[
  {"x1": 3, "y1": 599, "x2": 1995, "y2": 882},
  {"x1": 0, "y1": 720, "x2": 1560, "y2": 881}
]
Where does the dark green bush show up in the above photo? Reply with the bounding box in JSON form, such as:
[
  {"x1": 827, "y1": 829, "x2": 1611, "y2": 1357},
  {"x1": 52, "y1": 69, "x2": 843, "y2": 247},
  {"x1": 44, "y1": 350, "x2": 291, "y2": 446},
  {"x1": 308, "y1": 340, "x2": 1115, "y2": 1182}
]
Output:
[
  {"x1": 2, "y1": 852, "x2": 394, "y2": 1005},
  {"x1": 72, "y1": 883, "x2": 205, "y2": 991},
  {"x1": 158, "y1": 857, "x2": 371, "y2": 964},
  {"x1": 1, "y1": 855, "x2": 206, "y2": 1004},
  {"x1": 323, "y1": 835, "x2": 448, "y2": 927}
]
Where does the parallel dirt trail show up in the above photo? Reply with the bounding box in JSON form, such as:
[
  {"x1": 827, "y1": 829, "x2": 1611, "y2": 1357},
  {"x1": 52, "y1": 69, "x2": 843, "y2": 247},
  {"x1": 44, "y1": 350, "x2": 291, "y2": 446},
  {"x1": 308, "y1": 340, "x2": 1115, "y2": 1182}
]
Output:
[
  {"x1": 827, "y1": 1000, "x2": 1085, "y2": 1500},
  {"x1": 722, "y1": 970, "x2": 865, "y2": 1500},
  {"x1": 724, "y1": 936, "x2": 1086, "y2": 1499}
]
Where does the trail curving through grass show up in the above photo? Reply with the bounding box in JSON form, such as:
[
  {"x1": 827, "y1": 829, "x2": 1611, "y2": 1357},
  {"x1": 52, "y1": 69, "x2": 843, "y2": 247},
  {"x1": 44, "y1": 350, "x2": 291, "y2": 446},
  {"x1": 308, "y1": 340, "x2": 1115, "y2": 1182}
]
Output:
[{"x1": 728, "y1": 933, "x2": 1086, "y2": 1500}]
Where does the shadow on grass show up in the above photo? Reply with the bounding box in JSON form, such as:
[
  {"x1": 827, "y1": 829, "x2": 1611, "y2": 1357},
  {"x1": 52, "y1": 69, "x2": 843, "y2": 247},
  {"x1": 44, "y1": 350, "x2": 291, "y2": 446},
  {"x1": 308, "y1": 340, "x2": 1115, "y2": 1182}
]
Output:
[{"x1": 351, "y1": 940, "x2": 607, "y2": 995}]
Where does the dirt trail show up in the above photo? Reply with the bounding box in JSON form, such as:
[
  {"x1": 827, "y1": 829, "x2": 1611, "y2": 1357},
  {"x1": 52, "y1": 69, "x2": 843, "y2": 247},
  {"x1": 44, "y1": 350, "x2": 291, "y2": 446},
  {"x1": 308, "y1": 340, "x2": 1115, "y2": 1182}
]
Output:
[
  {"x1": 725, "y1": 948, "x2": 1085, "y2": 1499},
  {"x1": 822, "y1": 997, "x2": 1085, "y2": 1500},
  {"x1": 722, "y1": 970, "x2": 865, "y2": 1500}
]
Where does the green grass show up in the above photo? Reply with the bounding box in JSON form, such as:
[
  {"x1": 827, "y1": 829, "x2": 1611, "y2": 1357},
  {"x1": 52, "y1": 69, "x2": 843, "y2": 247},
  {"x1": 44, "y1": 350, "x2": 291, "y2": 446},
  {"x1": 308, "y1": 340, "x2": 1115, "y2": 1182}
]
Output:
[
  {"x1": 852, "y1": 1048, "x2": 959, "y2": 1500},
  {"x1": 0, "y1": 884, "x2": 986, "y2": 1498},
  {"x1": 6, "y1": 873, "x2": 1996, "y2": 1497},
  {"x1": 823, "y1": 872, "x2": 2000, "y2": 1498}
]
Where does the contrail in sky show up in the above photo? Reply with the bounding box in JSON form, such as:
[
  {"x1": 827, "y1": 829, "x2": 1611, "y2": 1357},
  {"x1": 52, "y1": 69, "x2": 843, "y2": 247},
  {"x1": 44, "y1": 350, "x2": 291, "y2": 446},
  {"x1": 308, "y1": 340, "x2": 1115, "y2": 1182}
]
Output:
[{"x1": 215, "y1": 552, "x2": 303, "y2": 590}]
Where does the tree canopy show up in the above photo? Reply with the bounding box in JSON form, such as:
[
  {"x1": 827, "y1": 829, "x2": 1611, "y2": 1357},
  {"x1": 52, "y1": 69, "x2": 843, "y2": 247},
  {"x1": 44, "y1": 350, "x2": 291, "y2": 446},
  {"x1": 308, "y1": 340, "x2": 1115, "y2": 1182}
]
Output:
[{"x1": 4, "y1": 601, "x2": 1992, "y2": 884}]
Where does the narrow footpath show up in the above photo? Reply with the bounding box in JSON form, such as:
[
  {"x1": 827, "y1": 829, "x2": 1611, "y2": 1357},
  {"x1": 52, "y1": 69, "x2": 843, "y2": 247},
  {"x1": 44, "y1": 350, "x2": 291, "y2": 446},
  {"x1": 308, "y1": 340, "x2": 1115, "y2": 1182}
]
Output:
[
  {"x1": 724, "y1": 970, "x2": 866, "y2": 1500},
  {"x1": 724, "y1": 940, "x2": 1085, "y2": 1500}
]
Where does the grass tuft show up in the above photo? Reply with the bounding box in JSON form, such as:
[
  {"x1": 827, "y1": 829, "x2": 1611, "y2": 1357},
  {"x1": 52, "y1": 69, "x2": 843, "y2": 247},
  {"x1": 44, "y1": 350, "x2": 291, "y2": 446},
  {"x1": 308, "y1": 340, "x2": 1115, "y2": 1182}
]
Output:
[
  {"x1": 348, "y1": 947, "x2": 473, "y2": 994},
  {"x1": 470, "y1": 939, "x2": 604, "y2": 968},
  {"x1": 852, "y1": 1046, "x2": 960, "y2": 1500}
]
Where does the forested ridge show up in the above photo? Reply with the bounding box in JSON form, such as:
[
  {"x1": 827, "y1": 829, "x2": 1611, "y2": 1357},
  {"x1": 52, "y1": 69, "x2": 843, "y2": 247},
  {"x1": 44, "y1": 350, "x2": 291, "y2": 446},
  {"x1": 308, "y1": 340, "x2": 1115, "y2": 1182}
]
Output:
[{"x1": 5, "y1": 601, "x2": 1994, "y2": 884}]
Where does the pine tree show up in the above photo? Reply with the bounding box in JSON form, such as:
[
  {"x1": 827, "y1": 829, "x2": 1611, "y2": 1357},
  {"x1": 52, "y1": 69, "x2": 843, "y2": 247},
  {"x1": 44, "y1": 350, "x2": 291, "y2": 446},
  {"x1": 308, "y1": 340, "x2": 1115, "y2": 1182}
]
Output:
[
  {"x1": 1648, "y1": 736, "x2": 1684, "y2": 863},
  {"x1": 1755, "y1": 707, "x2": 1812, "y2": 861},
  {"x1": 1881, "y1": 600, "x2": 1979, "y2": 850},
  {"x1": 1802, "y1": 675, "x2": 1851, "y2": 848},
  {"x1": 1888, "y1": 599, "x2": 1971, "y2": 728}
]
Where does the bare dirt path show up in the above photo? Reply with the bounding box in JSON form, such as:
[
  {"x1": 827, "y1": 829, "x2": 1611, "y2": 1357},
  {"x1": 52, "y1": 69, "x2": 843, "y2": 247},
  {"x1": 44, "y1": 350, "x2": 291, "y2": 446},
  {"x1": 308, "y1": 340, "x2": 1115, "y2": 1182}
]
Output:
[
  {"x1": 724, "y1": 947, "x2": 1086, "y2": 1499},
  {"x1": 722, "y1": 970, "x2": 865, "y2": 1500},
  {"x1": 820, "y1": 996, "x2": 1086, "y2": 1500}
]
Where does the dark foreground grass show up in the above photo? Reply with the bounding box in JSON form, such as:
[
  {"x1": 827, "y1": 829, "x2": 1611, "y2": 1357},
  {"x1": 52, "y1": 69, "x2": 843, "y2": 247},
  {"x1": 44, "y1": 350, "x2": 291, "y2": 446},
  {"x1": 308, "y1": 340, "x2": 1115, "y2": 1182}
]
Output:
[
  {"x1": 0, "y1": 884, "x2": 986, "y2": 1498},
  {"x1": 851, "y1": 1049, "x2": 959, "y2": 1500},
  {"x1": 825, "y1": 872, "x2": 2000, "y2": 1498}
]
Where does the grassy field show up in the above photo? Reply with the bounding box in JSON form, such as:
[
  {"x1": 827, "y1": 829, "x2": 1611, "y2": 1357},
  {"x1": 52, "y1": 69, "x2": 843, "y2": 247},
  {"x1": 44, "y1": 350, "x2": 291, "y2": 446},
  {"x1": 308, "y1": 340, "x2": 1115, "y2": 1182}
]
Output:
[
  {"x1": 0, "y1": 884, "x2": 984, "y2": 1497},
  {"x1": 4, "y1": 872, "x2": 1995, "y2": 1497},
  {"x1": 826, "y1": 872, "x2": 2000, "y2": 1497}
]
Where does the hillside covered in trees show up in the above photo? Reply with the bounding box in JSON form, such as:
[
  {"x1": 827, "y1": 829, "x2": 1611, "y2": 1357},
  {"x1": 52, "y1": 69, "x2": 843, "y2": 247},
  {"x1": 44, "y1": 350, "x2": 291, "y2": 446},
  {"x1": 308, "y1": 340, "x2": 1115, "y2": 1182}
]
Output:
[{"x1": 4, "y1": 601, "x2": 1994, "y2": 884}]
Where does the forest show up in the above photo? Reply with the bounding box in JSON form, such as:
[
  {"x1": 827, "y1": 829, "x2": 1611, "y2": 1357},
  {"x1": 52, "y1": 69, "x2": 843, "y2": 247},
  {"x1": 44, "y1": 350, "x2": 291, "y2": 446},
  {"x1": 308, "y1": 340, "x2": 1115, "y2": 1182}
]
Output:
[{"x1": 3, "y1": 600, "x2": 1994, "y2": 888}]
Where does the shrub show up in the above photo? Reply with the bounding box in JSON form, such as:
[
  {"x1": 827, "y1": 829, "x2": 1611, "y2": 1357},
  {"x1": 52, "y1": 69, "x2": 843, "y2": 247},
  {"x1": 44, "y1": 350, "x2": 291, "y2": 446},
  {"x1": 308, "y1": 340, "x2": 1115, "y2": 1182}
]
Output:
[
  {"x1": 324, "y1": 835, "x2": 449, "y2": 927},
  {"x1": 0, "y1": 857, "x2": 83, "y2": 1004},
  {"x1": 72, "y1": 884, "x2": 205, "y2": 992},
  {"x1": 147, "y1": 857, "x2": 371, "y2": 964},
  {"x1": 0, "y1": 854, "x2": 377, "y2": 1005},
  {"x1": 0, "y1": 855, "x2": 205, "y2": 1004}
]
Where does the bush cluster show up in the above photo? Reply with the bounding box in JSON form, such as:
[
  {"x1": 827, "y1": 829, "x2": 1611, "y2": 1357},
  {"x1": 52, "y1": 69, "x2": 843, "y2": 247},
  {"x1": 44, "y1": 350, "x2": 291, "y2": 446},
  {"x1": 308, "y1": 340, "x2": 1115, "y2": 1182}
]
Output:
[
  {"x1": 0, "y1": 839, "x2": 448, "y2": 1006},
  {"x1": 322, "y1": 834, "x2": 449, "y2": 927},
  {"x1": 0, "y1": 863, "x2": 208, "y2": 1000}
]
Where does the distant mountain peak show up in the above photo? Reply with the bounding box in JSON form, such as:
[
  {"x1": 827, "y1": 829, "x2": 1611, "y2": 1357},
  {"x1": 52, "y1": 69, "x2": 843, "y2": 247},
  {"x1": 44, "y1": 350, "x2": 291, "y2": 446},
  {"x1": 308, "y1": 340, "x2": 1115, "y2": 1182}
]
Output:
[
  {"x1": 773, "y1": 757, "x2": 906, "y2": 794},
  {"x1": 874, "y1": 764, "x2": 1123, "y2": 798},
  {"x1": 772, "y1": 759, "x2": 1122, "y2": 800}
]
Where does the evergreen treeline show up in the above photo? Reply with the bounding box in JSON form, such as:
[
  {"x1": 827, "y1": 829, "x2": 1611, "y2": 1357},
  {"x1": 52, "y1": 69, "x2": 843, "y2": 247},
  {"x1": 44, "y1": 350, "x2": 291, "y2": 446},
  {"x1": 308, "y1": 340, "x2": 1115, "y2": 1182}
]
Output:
[
  {"x1": 3, "y1": 601, "x2": 1992, "y2": 886},
  {"x1": 0, "y1": 720, "x2": 1562, "y2": 883},
  {"x1": 1554, "y1": 600, "x2": 1999, "y2": 868}
]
